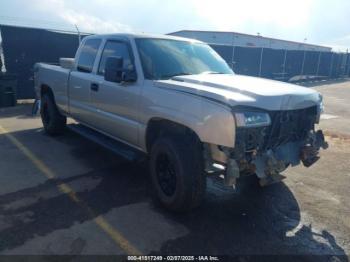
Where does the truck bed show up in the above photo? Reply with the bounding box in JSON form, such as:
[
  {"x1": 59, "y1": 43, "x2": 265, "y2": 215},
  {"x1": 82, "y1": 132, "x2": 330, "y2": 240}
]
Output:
[{"x1": 34, "y1": 63, "x2": 71, "y2": 114}]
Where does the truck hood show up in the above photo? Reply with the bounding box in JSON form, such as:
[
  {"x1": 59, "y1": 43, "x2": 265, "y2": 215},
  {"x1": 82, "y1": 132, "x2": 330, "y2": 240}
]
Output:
[{"x1": 154, "y1": 74, "x2": 321, "y2": 111}]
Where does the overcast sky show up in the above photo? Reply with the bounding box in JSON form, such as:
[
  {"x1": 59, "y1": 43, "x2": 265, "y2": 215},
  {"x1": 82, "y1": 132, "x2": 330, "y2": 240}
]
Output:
[{"x1": 1, "y1": 0, "x2": 349, "y2": 51}]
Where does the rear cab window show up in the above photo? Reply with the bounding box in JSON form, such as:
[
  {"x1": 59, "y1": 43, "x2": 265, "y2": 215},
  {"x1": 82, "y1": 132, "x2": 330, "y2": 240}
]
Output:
[{"x1": 77, "y1": 39, "x2": 102, "y2": 73}]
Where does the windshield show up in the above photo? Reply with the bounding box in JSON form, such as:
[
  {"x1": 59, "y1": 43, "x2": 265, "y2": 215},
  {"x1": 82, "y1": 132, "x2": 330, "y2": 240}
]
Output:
[{"x1": 135, "y1": 38, "x2": 233, "y2": 80}]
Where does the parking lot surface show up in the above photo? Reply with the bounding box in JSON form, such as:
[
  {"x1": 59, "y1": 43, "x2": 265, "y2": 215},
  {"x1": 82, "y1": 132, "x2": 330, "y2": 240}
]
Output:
[{"x1": 0, "y1": 79, "x2": 349, "y2": 259}]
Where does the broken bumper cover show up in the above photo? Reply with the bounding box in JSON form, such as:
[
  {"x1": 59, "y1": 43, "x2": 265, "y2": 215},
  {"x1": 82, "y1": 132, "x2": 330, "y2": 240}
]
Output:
[
  {"x1": 300, "y1": 130, "x2": 328, "y2": 167},
  {"x1": 258, "y1": 130, "x2": 328, "y2": 186},
  {"x1": 223, "y1": 129, "x2": 328, "y2": 187},
  {"x1": 221, "y1": 106, "x2": 328, "y2": 186}
]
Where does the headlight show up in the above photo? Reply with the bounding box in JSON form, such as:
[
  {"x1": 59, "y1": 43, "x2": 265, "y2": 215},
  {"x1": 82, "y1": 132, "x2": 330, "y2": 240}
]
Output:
[{"x1": 234, "y1": 112, "x2": 271, "y2": 128}]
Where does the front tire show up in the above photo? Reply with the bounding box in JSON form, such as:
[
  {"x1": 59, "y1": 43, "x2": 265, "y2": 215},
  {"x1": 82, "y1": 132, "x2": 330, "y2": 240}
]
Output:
[
  {"x1": 40, "y1": 93, "x2": 66, "y2": 136},
  {"x1": 150, "y1": 136, "x2": 206, "y2": 212}
]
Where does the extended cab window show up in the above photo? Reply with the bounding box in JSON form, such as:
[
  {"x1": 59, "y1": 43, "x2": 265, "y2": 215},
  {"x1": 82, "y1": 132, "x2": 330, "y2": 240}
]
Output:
[
  {"x1": 98, "y1": 41, "x2": 132, "y2": 75},
  {"x1": 77, "y1": 39, "x2": 101, "y2": 73}
]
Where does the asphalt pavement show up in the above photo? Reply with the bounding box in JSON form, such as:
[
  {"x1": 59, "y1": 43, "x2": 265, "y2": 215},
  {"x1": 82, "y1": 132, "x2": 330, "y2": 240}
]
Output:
[{"x1": 0, "y1": 79, "x2": 349, "y2": 261}]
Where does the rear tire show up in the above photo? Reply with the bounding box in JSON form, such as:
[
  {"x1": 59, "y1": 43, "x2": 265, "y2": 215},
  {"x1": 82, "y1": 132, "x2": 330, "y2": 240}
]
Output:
[
  {"x1": 40, "y1": 93, "x2": 66, "y2": 136},
  {"x1": 150, "y1": 136, "x2": 206, "y2": 212}
]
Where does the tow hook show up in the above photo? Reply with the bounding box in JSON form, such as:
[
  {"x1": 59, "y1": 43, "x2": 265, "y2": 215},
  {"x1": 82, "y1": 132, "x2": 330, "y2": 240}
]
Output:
[
  {"x1": 300, "y1": 146, "x2": 320, "y2": 167},
  {"x1": 300, "y1": 130, "x2": 328, "y2": 167}
]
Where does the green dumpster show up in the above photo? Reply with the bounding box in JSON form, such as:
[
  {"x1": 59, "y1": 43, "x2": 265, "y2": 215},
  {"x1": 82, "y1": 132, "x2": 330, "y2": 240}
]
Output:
[{"x1": 0, "y1": 74, "x2": 17, "y2": 108}]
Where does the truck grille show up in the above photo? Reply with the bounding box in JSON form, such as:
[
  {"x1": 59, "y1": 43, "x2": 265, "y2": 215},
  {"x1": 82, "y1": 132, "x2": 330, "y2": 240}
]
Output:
[{"x1": 236, "y1": 106, "x2": 318, "y2": 153}]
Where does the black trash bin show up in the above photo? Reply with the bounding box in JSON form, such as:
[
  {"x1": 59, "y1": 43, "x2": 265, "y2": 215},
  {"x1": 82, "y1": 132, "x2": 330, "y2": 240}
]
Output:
[{"x1": 0, "y1": 74, "x2": 17, "y2": 108}]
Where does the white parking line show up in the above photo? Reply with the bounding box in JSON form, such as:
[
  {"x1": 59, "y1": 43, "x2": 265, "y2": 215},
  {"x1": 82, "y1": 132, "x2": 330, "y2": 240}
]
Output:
[{"x1": 0, "y1": 125, "x2": 142, "y2": 255}]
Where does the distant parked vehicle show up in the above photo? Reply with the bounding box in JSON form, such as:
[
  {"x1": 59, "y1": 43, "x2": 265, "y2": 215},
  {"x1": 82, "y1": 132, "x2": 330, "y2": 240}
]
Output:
[{"x1": 34, "y1": 33, "x2": 328, "y2": 211}]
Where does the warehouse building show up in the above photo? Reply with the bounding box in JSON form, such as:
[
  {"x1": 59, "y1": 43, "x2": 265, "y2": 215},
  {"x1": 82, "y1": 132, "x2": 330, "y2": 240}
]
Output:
[{"x1": 168, "y1": 30, "x2": 332, "y2": 52}]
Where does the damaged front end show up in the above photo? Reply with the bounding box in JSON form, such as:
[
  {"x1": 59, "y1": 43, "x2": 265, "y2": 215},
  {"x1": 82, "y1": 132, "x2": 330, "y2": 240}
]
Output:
[{"x1": 206, "y1": 105, "x2": 328, "y2": 187}]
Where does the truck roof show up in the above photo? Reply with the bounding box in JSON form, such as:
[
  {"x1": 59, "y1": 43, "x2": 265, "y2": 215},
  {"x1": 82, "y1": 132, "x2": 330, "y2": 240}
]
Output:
[{"x1": 84, "y1": 33, "x2": 203, "y2": 43}]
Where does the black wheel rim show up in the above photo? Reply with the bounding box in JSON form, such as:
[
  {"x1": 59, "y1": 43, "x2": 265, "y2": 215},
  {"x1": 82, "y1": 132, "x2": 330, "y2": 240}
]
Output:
[
  {"x1": 42, "y1": 101, "x2": 50, "y2": 126},
  {"x1": 155, "y1": 153, "x2": 177, "y2": 197}
]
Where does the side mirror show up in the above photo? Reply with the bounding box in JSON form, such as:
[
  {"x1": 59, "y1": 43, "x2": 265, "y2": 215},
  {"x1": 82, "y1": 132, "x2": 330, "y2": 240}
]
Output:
[
  {"x1": 104, "y1": 56, "x2": 137, "y2": 83},
  {"x1": 104, "y1": 56, "x2": 123, "y2": 83}
]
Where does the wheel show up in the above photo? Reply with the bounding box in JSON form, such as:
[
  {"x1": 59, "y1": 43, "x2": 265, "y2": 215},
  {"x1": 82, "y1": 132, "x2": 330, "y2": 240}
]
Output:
[
  {"x1": 149, "y1": 136, "x2": 206, "y2": 212},
  {"x1": 40, "y1": 93, "x2": 66, "y2": 135}
]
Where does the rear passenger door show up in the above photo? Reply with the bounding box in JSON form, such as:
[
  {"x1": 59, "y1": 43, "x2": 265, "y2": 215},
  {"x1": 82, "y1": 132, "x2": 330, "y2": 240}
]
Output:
[
  {"x1": 69, "y1": 38, "x2": 101, "y2": 124},
  {"x1": 90, "y1": 39, "x2": 141, "y2": 147}
]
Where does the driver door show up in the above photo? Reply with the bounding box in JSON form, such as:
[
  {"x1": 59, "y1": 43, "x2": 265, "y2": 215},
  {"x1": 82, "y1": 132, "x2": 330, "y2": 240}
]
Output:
[{"x1": 90, "y1": 40, "x2": 141, "y2": 147}]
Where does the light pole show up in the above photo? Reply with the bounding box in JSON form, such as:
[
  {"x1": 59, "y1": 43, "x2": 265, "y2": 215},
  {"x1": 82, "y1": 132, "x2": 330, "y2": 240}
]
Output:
[{"x1": 75, "y1": 24, "x2": 82, "y2": 44}]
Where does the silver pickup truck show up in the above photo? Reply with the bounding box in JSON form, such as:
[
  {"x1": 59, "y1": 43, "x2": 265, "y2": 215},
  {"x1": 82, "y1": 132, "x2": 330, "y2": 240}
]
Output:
[{"x1": 34, "y1": 33, "x2": 328, "y2": 211}]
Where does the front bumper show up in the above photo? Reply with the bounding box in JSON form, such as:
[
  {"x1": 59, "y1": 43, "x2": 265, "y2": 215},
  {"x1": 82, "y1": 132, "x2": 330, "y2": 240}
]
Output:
[
  {"x1": 222, "y1": 106, "x2": 328, "y2": 187},
  {"x1": 221, "y1": 129, "x2": 328, "y2": 187}
]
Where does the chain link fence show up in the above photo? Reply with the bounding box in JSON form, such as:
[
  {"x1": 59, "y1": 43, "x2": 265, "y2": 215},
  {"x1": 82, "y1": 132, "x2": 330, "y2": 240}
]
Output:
[
  {"x1": 211, "y1": 44, "x2": 350, "y2": 82},
  {"x1": 0, "y1": 25, "x2": 349, "y2": 99}
]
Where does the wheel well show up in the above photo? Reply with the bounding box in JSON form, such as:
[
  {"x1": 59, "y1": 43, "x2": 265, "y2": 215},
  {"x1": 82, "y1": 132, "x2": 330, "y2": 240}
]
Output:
[
  {"x1": 40, "y1": 84, "x2": 54, "y2": 98},
  {"x1": 146, "y1": 119, "x2": 201, "y2": 152}
]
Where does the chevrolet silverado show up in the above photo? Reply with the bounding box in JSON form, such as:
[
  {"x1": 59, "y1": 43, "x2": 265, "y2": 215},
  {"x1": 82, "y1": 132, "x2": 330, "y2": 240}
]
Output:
[{"x1": 34, "y1": 33, "x2": 328, "y2": 211}]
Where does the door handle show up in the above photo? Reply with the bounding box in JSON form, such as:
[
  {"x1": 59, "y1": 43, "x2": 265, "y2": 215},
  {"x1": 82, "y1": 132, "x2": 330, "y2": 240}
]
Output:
[{"x1": 91, "y1": 83, "x2": 99, "y2": 92}]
